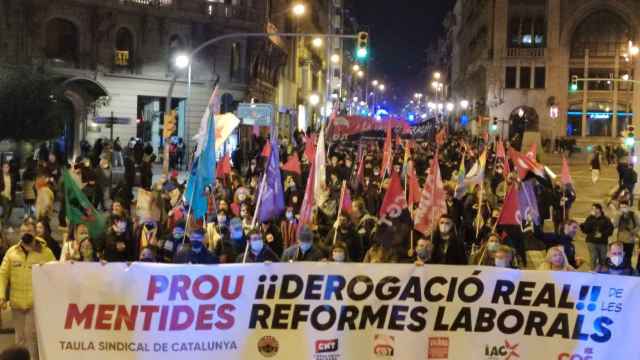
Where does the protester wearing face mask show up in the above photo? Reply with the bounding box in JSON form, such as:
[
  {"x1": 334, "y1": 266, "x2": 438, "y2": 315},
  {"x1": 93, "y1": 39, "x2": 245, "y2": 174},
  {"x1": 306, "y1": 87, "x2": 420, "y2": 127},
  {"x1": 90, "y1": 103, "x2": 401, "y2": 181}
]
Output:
[
  {"x1": 158, "y1": 222, "x2": 187, "y2": 264},
  {"x1": 139, "y1": 246, "x2": 158, "y2": 262},
  {"x1": 325, "y1": 215, "x2": 362, "y2": 262},
  {"x1": 104, "y1": 216, "x2": 134, "y2": 262},
  {"x1": 538, "y1": 246, "x2": 575, "y2": 271},
  {"x1": 280, "y1": 206, "x2": 299, "y2": 249},
  {"x1": 238, "y1": 231, "x2": 280, "y2": 263},
  {"x1": 61, "y1": 223, "x2": 91, "y2": 262},
  {"x1": 216, "y1": 210, "x2": 229, "y2": 232},
  {"x1": 471, "y1": 233, "x2": 502, "y2": 266},
  {"x1": 596, "y1": 242, "x2": 632, "y2": 275},
  {"x1": 612, "y1": 200, "x2": 639, "y2": 268},
  {"x1": 580, "y1": 203, "x2": 614, "y2": 270},
  {"x1": 0, "y1": 223, "x2": 55, "y2": 359},
  {"x1": 282, "y1": 225, "x2": 323, "y2": 262},
  {"x1": 330, "y1": 242, "x2": 349, "y2": 263},
  {"x1": 494, "y1": 245, "x2": 517, "y2": 269},
  {"x1": 174, "y1": 229, "x2": 218, "y2": 264},
  {"x1": 431, "y1": 215, "x2": 468, "y2": 265},
  {"x1": 413, "y1": 238, "x2": 434, "y2": 265}
]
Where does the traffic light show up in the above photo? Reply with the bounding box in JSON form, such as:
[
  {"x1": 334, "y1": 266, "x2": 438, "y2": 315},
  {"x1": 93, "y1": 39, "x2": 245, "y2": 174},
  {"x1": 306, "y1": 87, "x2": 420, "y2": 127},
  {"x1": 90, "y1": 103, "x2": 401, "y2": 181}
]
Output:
[
  {"x1": 570, "y1": 75, "x2": 579, "y2": 92},
  {"x1": 163, "y1": 110, "x2": 177, "y2": 139},
  {"x1": 626, "y1": 125, "x2": 636, "y2": 147},
  {"x1": 356, "y1": 32, "x2": 369, "y2": 59}
]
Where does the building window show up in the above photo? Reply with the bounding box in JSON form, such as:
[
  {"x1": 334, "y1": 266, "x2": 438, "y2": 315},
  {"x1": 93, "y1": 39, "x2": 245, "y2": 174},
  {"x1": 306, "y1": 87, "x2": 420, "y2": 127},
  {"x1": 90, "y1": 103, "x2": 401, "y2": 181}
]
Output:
[
  {"x1": 45, "y1": 18, "x2": 79, "y2": 64},
  {"x1": 534, "y1": 67, "x2": 545, "y2": 88},
  {"x1": 230, "y1": 42, "x2": 241, "y2": 81},
  {"x1": 505, "y1": 67, "x2": 517, "y2": 88},
  {"x1": 519, "y1": 67, "x2": 531, "y2": 89},
  {"x1": 115, "y1": 28, "x2": 134, "y2": 67},
  {"x1": 508, "y1": 17, "x2": 546, "y2": 48},
  {"x1": 571, "y1": 11, "x2": 633, "y2": 58}
]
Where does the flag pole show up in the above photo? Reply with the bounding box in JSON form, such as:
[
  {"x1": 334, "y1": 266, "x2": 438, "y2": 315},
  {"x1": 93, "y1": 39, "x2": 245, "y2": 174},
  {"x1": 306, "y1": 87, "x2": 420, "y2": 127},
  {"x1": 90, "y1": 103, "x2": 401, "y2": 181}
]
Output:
[
  {"x1": 333, "y1": 180, "x2": 347, "y2": 245},
  {"x1": 243, "y1": 172, "x2": 267, "y2": 263}
]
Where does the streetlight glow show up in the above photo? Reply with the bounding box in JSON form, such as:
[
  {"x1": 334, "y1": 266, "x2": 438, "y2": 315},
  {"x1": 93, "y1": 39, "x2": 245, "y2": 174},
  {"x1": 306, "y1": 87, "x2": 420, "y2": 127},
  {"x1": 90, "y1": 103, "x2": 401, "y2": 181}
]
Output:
[
  {"x1": 292, "y1": 3, "x2": 306, "y2": 16},
  {"x1": 330, "y1": 54, "x2": 341, "y2": 64},
  {"x1": 308, "y1": 93, "x2": 320, "y2": 106},
  {"x1": 175, "y1": 54, "x2": 190, "y2": 69},
  {"x1": 622, "y1": 73, "x2": 631, "y2": 81},
  {"x1": 518, "y1": 108, "x2": 525, "y2": 118},
  {"x1": 433, "y1": 71, "x2": 441, "y2": 80},
  {"x1": 446, "y1": 102, "x2": 455, "y2": 112},
  {"x1": 372, "y1": 80, "x2": 379, "y2": 87},
  {"x1": 352, "y1": 64, "x2": 360, "y2": 72},
  {"x1": 357, "y1": 70, "x2": 364, "y2": 78},
  {"x1": 312, "y1": 38, "x2": 323, "y2": 48},
  {"x1": 378, "y1": 84, "x2": 385, "y2": 91},
  {"x1": 460, "y1": 100, "x2": 469, "y2": 110}
]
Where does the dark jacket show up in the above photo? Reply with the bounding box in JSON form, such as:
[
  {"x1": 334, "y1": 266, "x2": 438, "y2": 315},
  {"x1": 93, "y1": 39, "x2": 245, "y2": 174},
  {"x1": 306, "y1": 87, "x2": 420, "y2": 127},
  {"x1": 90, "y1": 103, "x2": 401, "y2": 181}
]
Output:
[
  {"x1": 431, "y1": 231, "x2": 468, "y2": 265},
  {"x1": 535, "y1": 228, "x2": 578, "y2": 269},
  {"x1": 281, "y1": 244, "x2": 325, "y2": 262},
  {"x1": 103, "y1": 231, "x2": 135, "y2": 262},
  {"x1": 41, "y1": 234, "x2": 61, "y2": 260},
  {"x1": 174, "y1": 246, "x2": 218, "y2": 264},
  {"x1": 596, "y1": 260, "x2": 633, "y2": 276},
  {"x1": 237, "y1": 245, "x2": 280, "y2": 263},
  {"x1": 580, "y1": 215, "x2": 614, "y2": 244}
]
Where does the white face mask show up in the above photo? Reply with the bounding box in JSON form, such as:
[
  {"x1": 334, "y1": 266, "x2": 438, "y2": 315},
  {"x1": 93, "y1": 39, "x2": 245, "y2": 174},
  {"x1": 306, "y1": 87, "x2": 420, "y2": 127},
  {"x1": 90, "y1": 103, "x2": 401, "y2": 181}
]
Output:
[
  {"x1": 439, "y1": 223, "x2": 452, "y2": 234},
  {"x1": 333, "y1": 252, "x2": 345, "y2": 262},
  {"x1": 251, "y1": 240, "x2": 264, "y2": 253},
  {"x1": 495, "y1": 258, "x2": 508, "y2": 268},
  {"x1": 610, "y1": 255, "x2": 623, "y2": 267}
]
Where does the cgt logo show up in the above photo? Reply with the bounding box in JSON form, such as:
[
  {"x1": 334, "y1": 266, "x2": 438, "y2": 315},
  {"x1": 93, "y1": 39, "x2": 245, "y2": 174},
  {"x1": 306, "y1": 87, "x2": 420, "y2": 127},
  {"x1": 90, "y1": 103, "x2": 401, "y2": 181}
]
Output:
[
  {"x1": 315, "y1": 339, "x2": 339, "y2": 354},
  {"x1": 558, "y1": 348, "x2": 594, "y2": 360},
  {"x1": 484, "y1": 340, "x2": 519, "y2": 360}
]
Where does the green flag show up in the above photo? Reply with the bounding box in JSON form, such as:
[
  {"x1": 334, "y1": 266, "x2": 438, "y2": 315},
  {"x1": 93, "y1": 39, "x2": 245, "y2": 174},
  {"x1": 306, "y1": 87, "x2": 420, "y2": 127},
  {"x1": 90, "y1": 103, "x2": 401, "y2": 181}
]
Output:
[{"x1": 63, "y1": 169, "x2": 106, "y2": 240}]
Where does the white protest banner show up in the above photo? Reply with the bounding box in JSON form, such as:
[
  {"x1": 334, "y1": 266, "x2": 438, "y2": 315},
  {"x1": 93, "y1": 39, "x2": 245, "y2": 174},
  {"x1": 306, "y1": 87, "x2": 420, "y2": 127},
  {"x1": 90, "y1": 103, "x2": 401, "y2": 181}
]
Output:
[{"x1": 33, "y1": 263, "x2": 640, "y2": 360}]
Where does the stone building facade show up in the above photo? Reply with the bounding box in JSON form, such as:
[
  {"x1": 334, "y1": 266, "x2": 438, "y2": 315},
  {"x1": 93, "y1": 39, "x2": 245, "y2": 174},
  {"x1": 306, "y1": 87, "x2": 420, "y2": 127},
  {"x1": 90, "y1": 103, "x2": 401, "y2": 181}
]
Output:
[{"x1": 449, "y1": 0, "x2": 640, "y2": 146}]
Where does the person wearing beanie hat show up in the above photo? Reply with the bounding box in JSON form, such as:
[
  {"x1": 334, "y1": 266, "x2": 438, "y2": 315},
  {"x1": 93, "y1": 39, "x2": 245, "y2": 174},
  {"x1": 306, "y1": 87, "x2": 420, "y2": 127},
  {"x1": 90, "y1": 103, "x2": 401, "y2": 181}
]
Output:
[
  {"x1": 281, "y1": 225, "x2": 324, "y2": 262},
  {"x1": 174, "y1": 229, "x2": 218, "y2": 265}
]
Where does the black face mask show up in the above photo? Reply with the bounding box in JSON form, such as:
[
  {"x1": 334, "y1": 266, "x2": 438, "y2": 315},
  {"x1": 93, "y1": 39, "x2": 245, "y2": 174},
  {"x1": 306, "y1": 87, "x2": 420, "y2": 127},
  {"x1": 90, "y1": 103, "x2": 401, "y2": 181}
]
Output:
[{"x1": 21, "y1": 234, "x2": 34, "y2": 246}]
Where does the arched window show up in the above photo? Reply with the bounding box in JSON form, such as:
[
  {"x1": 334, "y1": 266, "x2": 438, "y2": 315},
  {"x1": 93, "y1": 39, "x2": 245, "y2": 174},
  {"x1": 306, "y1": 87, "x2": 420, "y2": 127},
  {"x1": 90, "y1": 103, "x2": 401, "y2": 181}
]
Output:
[
  {"x1": 115, "y1": 28, "x2": 134, "y2": 66},
  {"x1": 571, "y1": 11, "x2": 633, "y2": 58},
  {"x1": 45, "y1": 18, "x2": 79, "y2": 64}
]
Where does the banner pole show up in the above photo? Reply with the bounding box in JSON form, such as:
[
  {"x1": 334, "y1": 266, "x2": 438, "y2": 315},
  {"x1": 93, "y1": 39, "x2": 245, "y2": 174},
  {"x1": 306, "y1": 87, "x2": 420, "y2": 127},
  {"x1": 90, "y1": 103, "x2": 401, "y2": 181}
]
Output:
[
  {"x1": 333, "y1": 180, "x2": 347, "y2": 245},
  {"x1": 243, "y1": 173, "x2": 267, "y2": 263}
]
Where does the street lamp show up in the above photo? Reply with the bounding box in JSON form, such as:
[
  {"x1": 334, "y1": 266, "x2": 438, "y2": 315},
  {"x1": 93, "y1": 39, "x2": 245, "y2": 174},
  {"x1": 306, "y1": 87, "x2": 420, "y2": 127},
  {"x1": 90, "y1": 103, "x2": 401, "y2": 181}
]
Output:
[
  {"x1": 460, "y1": 99, "x2": 469, "y2": 110},
  {"x1": 312, "y1": 37, "x2": 323, "y2": 48},
  {"x1": 378, "y1": 84, "x2": 385, "y2": 91},
  {"x1": 518, "y1": 108, "x2": 525, "y2": 118},
  {"x1": 622, "y1": 73, "x2": 631, "y2": 81},
  {"x1": 433, "y1": 71, "x2": 441, "y2": 80},
  {"x1": 308, "y1": 93, "x2": 320, "y2": 106},
  {"x1": 446, "y1": 102, "x2": 455, "y2": 112},
  {"x1": 372, "y1": 80, "x2": 379, "y2": 87},
  {"x1": 352, "y1": 64, "x2": 360, "y2": 72},
  {"x1": 357, "y1": 70, "x2": 364, "y2": 78},
  {"x1": 292, "y1": 3, "x2": 306, "y2": 16},
  {"x1": 174, "y1": 54, "x2": 190, "y2": 69},
  {"x1": 330, "y1": 54, "x2": 341, "y2": 64}
]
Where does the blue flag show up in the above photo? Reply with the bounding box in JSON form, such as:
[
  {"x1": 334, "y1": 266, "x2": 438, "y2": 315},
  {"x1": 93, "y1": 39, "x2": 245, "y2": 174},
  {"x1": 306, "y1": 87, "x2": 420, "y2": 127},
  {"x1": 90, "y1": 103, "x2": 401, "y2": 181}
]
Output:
[
  {"x1": 258, "y1": 138, "x2": 285, "y2": 222},
  {"x1": 184, "y1": 114, "x2": 216, "y2": 220}
]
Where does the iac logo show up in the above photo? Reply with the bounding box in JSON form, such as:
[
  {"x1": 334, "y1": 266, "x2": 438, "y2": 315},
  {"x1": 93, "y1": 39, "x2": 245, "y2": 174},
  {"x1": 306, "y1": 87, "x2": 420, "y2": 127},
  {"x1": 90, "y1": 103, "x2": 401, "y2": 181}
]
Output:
[
  {"x1": 315, "y1": 339, "x2": 338, "y2": 353},
  {"x1": 483, "y1": 340, "x2": 519, "y2": 360}
]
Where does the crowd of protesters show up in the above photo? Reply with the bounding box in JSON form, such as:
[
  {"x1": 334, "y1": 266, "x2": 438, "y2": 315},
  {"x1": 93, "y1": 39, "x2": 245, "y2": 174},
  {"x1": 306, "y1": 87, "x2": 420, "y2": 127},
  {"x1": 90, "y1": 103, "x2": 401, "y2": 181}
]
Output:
[{"x1": 0, "y1": 127, "x2": 639, "y2": 359}]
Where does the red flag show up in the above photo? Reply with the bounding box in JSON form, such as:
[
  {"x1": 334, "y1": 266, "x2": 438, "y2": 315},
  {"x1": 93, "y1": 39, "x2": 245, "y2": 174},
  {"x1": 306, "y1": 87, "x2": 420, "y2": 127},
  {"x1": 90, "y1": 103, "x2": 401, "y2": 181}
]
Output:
[
  {"x1": 303, "y1": 135, "x2": 316, "y2": 163},
  {"x1": 497, "y1": 185, "x2": 520, "y2": 226},
  {"x1": 281, "y1": 153, "x2": 301, "y2": 174},
  {"x1": 299, "y1": 163, "x2": 315, "y2": 225},
  {"x1": 407, "y1": 161, "x2": 421, "y2": 206},
  {"x1": 261, "y1": 142, "x2": 272, "y2": 158},
  {"x1": 561, "y1": 157, "x2": 573, "y2": 185},
  {"x1": 414, "y1": 154, "x2": 447, "y2": 235},
  {"x1": 216, "y1": 154, "x2": 231, "y2": 178},
  {"x1": 380, "y1": 123, "x2": 393, "y2": 179},
  {"x1": 379, "y1": 172, "x2": 408, "y2": 218},
  {"x1": 527, "y1": 143, "x2": 537, "y2": 160},
  {"x1": 496, "y1": 140, "x2": 506, "y2": 159},
  {"x1": 342, "y1": 186, "x2": 352, "y2": 215},
  {"x1": 354, "y1": 152, "x2": 365, "y2": 187},
  {"x1": 509, "y1": 148, "x2": 544, "y2": 180}
]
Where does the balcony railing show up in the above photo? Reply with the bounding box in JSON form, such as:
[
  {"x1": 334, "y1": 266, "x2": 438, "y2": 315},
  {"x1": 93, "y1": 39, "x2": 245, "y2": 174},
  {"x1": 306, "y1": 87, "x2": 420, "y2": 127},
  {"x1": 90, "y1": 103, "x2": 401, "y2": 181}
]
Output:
[
  {"x1": 506, "y1": 47, "x2": 545, "y2": 58},
  {"x1": 119, "y1": 0, "x2": 174, "y2": 7},
  {"x1": 206, "y1": 3, "x2": 259, "y2": 22}
]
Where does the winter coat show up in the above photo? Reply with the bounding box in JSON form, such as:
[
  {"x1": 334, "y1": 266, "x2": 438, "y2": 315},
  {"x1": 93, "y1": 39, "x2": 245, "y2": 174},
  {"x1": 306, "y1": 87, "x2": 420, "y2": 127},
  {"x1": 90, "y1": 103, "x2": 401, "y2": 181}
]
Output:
[
  {"x1": 237, "y1": 246, "x2": 280, "y2": 263},
  {"x1": 0, "y1": 239, "x2": 55, "y2": 310},
  {"x1": 580, "y1": 215, "x2": 614, "y2": 244},
  {"x1": 431, "y1": 231, "x2": 468, "y2": 265},
  {"x1": 281, "y1": 244, "x2": 325, "y2": 262},
  {"x1": 612, "y1": 210, "x2": 640, "y2": 244}
]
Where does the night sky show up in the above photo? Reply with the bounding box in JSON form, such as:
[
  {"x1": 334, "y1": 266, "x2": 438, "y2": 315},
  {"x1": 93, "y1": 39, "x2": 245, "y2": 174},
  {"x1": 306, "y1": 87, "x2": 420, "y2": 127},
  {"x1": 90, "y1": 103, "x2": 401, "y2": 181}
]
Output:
[{"x1": 350, "y1": 0, "x2": 456, "y2": 105}]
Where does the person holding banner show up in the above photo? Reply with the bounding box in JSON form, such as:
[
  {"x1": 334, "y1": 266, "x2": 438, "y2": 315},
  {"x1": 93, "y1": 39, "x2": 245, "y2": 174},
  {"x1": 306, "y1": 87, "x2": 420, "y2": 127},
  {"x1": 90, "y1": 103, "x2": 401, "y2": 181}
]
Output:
[
  {"x1": 238, "y1": 230, "x2": 279, "y2": 263},
  {"x1": 0, "y1": 223, "x2": 55, "y2": 360},
  {"x1": 412, "y1": 236, "x2": 434, "y2": 265},
  {"x1": 596, "y1": 241, "x2": 633, "y2": 275},
  {"x1": 431, "y1": 215, "x2": 467, "y2": 265},
  {"x1": 538, "y1": 245, "x2": 575, "y2": 271},
  {"x1": 174, "y1": 229, "x2": 218, "y2": 265},
  {"x1": 330, "y1": 241, "x2": 349, "y2": 262},
  {"x1": 281, "y1": 225, "x2": 324, "y2": 262}
]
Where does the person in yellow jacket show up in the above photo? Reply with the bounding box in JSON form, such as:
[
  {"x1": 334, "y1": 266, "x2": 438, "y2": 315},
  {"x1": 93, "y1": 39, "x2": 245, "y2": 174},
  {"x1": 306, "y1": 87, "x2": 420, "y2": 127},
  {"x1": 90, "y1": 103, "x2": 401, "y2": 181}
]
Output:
[{"x1": 0, "y1": 222, "x2": 55, "y2": 360}]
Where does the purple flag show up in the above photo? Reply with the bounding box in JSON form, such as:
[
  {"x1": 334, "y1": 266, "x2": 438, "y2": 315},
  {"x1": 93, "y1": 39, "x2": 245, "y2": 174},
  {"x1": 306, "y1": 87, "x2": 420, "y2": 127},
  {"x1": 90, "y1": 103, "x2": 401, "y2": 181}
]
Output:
[
  {"x1": 518, "y1": 180, "x2": 540, "y2": 226},
  {"x1": 258, "y1": 138, "x2": 285, "y2": 222}
]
